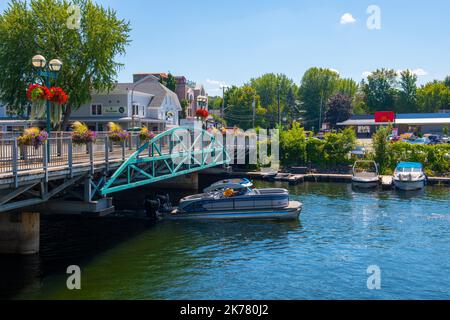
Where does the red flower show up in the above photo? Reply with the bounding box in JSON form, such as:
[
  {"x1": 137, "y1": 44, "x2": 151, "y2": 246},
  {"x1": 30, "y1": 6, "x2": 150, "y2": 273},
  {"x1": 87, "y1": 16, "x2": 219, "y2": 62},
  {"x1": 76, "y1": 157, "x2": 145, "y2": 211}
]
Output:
[
  {"x1": 26, "y1": 84, "x2": 51, "y2": 102},
  {"x1": 48, "y1": 87, "x2": 69, "y2": 105},
  {"x1": 196, "y1": 108, "x2": 209, "y2": 119}
]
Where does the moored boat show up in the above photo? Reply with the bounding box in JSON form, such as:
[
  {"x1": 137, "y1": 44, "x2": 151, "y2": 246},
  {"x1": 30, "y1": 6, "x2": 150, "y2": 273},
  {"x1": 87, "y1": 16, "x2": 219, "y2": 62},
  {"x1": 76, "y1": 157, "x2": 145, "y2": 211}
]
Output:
[
  {"x1": 352, "y1": 160, "x2": 379, "y2": 189},
  {"x1": 165, "y1": 179, "x2": 302, "y2": 221},
  {"x1": 393, "y1": 162, "x2": 426, "y2": 191}
]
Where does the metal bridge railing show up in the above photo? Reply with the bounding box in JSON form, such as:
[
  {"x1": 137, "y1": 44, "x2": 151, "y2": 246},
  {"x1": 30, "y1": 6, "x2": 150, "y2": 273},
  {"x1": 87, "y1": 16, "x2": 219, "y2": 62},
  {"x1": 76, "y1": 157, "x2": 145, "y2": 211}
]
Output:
[{"x1": 0, "y1": 132, "x2": 151, "y2": 185}]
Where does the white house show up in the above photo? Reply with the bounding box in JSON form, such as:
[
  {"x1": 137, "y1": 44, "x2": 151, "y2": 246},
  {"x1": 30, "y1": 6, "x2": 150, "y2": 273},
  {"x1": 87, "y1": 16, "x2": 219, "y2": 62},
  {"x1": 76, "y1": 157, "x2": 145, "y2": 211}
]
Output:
[{"x1": 71, "y1": 76, "x2": 182, "y2": 132}]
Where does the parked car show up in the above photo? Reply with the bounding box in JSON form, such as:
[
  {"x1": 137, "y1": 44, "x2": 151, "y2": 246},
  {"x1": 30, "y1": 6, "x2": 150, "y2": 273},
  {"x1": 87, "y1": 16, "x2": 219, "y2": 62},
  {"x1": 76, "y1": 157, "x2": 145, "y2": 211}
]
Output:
[
  {"x1": 426, "y1": 134, "x2": 442, "y2": 145},
  {"x1": 409, "y1": 137, "x2": 431, "y2": 145},
  {"x1": 442, "y1": 135, "x2": 449, "y2": 144},
  {"x1": 351, "y1": 146, "x2": 367, "y2": 157}
]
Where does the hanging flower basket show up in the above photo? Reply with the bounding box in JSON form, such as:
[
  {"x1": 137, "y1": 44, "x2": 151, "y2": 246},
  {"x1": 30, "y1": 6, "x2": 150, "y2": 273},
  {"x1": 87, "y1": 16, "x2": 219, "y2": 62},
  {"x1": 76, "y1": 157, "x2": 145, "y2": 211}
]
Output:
[
  {"x1": 71, "y1": 121, "x2": 97, "y2": 145},
  {"x1": 139, "y1": 126, "x2": 156, "y2": 141},
  {"x1": 108, "y1": 122, "x2": 130, "y2": 143},
  {"x1": 48, "y1": 87, "x2": 69, "y2": 105},
  {"x1": 17, "y1": 127, "x2": 49, "y2": 148},
  {"x1": 27, "y1": 84, "x2": 69, "y2": 126},
  {"x1": 196, "y1": 108, "x2": 209, "y2": 120},
  {"x1": 26, "y1": 84, "x2": 51, "y2": 107}
]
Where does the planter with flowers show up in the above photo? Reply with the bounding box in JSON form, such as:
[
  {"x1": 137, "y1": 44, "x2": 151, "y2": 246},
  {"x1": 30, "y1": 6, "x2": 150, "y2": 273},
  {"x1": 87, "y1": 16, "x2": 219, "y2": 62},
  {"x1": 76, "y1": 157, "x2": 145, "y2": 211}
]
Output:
[
  {"x1": 17, "y1": 128, "x2": 49, "y2": 159},
  {"x1": 108, "y1": 122, "x2": 130, "y2": 147},
  {"x1": 139, "y1": 126, "x2": 155, "y2": 144},
  {"x1": 71, "y1": 121, "x2": 97, "y2": 146}
]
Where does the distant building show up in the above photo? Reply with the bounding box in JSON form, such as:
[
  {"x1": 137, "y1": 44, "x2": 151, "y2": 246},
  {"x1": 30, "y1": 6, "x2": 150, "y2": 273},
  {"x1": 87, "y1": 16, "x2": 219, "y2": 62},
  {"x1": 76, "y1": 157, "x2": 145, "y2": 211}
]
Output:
[
  {"x1": 133, "y1": 73, "x2": 208, "y2": 119},
  {"x1": 338, "y1": 113, "x2": 450, "y2": 138},
  {"x1": 71, "y1": 76, "x2": 181, "y2": 132}
]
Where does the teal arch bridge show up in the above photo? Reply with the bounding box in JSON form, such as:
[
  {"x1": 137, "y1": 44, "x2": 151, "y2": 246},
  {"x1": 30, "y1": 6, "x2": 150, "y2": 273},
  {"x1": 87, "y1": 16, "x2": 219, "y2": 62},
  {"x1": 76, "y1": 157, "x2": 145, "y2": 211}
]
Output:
[{"x1": 100, "y1": 126, "x2": 231, "y2": 195}]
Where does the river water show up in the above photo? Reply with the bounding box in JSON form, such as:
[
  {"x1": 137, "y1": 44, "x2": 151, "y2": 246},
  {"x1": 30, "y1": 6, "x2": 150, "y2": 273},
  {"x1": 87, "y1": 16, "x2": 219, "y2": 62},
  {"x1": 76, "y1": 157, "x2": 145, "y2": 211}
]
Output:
[{"x1": 1, "y1": 181, "x2": 449, "y2": 300}]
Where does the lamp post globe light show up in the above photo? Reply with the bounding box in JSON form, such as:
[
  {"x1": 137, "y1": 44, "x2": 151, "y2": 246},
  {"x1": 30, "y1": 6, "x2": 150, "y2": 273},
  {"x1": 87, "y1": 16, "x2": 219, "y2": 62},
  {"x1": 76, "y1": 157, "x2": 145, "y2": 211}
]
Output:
[{"x1": 31, "y1": 55, "x2": 63, "y2": 134}]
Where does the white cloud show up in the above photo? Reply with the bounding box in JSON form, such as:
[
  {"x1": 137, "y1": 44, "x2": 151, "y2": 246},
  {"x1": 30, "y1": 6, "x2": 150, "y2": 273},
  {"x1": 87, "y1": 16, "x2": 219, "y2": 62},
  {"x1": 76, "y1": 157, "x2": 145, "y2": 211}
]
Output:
[
  {"x1": 340, "y1": 13, "x2": 356, "y2": 25},
  {"x1": 396, "y1": 68, "x2": 428, "y2": 77},
  {"x1": 412, "y1": 68, "x2": 428, "y2": 76},
  {"x1": 362, "y1": 71, "x2": 372, "y2": 78},
  {"x1": 329, "y1": 68, "x2": 340, "y2": 75},
  {"x1": 205, "y1": 78, "x2": 229, "y2": 95}
]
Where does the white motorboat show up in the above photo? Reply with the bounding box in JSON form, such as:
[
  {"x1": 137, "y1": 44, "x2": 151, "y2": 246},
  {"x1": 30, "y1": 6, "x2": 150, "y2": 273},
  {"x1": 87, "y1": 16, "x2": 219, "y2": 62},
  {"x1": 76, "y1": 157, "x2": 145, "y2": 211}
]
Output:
[
  {"x1": 260, "y1": 168, "x2": 279, "y2": 180},
  {"x1": 166, "y1": 179, "x2": 302, "y2": 221},
  {"x1": 352, "y1": 160, "x2": 379, "y2": 189},
  {"x1": 393, "y1": 162, "x2": 426, "y2": 191}
]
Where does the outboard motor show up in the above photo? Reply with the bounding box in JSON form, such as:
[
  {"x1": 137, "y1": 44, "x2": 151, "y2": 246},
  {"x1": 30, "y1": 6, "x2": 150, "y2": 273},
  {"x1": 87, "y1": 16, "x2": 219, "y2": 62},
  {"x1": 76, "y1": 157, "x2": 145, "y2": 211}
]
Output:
[
  {"x1": 156, "y1": 194, "x2": 173, "y2": 214},
  {"x1": 144, "y1": 194, "x2": 173, "y2": 219},
  {"x1": 144, "y1": 197, "x2": 160, "y2": 220}
]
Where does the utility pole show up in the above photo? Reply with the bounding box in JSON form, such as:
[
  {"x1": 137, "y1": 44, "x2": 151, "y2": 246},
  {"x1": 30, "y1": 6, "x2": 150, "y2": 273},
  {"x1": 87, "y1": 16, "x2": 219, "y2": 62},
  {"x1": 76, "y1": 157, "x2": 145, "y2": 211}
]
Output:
[
  {"x1": 221, "y1": 86, "x2": 226, "y2": 119},
  {"x1": 277, "y1": 82, "x2": 281, "y2": 127},
  {"x1": 318, "y1": 94, "x2": 323, "y2": 132},
  {"x1": 252, "y1": 96, "x2": 256, "y2": 128}
]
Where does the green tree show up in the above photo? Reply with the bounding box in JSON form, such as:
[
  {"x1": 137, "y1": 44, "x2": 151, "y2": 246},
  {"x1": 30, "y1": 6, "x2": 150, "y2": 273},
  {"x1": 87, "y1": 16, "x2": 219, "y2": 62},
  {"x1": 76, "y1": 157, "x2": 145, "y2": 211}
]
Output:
[
  {"x1": 208, "y1": 96, "x2": 223, "y2": 110},
  {"x1": 0, "y1": 0, "x2": 130, "y2": 128},
  {"x1": 298, "y1": 68, "x2": 340, "y2": 131},
  {"x1": 444, "y1": 76, "x2": 450, "y2": 88},
  {"x1": 397, "y1": 70, "x2": 418, "y2": 113},
  {"x1": 417, "y1": 81, "x2": 450, "y2": 113},
  {"x1": 337, "y1": 78, "x2": 358, "y2": 98},
  {"x1": 353, "y1": 81, "x2": 369, "y2": 115},
  {"x1": 372, "y1": 125, "x2": 391, "y2": 173},
  {"x1": 363, "y1": 69, "x2": 398, "y2": 113},
  {"x1": 180, "y1": 99, "x2": 189, "y2": 119},
  {"x1": 325, "y1": 93, "x2": 353, "y2": 129},
  {"x1": 224, "y1": 85, "x2": 266, "y2": 129},
  {"x1": 249, "y1": 73, "x2": 297, "y2": 126},
  {"x1": 165, "y1": 72, "x2": 176, "y2": 92}
]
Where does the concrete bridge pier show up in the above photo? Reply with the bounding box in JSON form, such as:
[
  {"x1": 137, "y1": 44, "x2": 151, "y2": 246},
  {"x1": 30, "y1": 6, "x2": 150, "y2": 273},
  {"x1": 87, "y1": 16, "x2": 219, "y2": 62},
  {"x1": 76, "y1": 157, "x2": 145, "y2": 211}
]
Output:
[{"x1": 0, "y1": 212, "x2": 40, "y2": 255}]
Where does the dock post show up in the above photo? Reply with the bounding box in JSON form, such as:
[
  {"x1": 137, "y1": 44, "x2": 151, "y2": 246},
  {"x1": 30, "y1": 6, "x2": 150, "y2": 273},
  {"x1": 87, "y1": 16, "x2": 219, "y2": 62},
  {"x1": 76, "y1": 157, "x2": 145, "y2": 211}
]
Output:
[{"x1": 0, "y1": 212, "x2": 40, "y2": 255}]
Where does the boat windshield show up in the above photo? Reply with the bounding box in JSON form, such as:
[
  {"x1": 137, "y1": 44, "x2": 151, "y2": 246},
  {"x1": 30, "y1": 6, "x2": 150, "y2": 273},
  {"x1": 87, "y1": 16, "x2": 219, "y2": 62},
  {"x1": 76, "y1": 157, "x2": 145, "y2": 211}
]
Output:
[{"x1": 353, "y1": 161, "x2": 378, "y2": 174}]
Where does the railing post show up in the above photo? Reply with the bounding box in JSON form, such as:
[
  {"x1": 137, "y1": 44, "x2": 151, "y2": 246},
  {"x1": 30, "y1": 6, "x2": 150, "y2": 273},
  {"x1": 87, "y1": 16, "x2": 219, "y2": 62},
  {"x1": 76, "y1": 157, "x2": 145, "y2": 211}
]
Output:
[
  {"x1": 89, "y1": 142, "x2": 94, "y2": 175},
  {"x1": 122, "y1": 141, "x2": 125, "y2": 161},
  {"x1": 68, "y1": 138, "x2": 73, "y2": 178},
  {"x1": 105, "y1": 136, "x2": 110, "y2": 172},
  {"x1": 12, "y1": 138, "x2": 18, "y2": 188},
  {"x1": 43, "y1": 142, "x2": 48, "y2": 183}
]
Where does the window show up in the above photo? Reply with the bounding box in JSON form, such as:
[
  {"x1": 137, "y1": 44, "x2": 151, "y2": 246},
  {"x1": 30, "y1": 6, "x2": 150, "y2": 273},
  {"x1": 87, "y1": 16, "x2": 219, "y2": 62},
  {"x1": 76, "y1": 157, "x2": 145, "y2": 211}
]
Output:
[
  {"x1": 132, "y1": 104, "x2": 140, "y2": 116},
  {"x1": 91, "y1": 104, "x2": 102, "y2": 116}
]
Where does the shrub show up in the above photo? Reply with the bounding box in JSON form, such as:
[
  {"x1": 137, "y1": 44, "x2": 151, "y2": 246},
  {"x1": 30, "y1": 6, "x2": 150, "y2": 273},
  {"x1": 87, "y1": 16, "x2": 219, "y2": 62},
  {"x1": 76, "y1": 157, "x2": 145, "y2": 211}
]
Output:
[{"x1": 280, "y1": 123, "x2": 307, "y2": 165}]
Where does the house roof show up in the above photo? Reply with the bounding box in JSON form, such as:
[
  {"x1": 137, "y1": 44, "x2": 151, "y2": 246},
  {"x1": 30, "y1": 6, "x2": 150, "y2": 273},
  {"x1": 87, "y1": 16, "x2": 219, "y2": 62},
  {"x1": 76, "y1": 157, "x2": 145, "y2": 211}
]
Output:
[{"x1": 116, "y1": 79, "x2": 181, "y2": 111}]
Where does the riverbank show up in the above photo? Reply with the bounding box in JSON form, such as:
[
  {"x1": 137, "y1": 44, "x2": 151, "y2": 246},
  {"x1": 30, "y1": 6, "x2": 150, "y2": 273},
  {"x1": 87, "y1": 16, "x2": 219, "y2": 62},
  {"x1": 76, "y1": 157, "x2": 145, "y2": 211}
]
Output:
[{"x1": 203, "y1": 167, "x2": 450, "y2": 186}]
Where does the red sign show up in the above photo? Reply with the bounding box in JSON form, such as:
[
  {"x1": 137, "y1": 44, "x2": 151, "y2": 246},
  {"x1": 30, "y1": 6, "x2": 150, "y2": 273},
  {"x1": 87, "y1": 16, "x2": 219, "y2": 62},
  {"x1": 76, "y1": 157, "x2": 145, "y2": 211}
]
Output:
[{"x1": 375, "y1": 111, "x2": 395, "y2": 123}]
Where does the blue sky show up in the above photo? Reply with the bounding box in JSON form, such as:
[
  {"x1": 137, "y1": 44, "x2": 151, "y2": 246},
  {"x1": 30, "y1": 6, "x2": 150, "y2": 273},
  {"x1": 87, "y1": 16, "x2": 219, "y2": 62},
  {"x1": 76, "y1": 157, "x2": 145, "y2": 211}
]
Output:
[{"x1": 1, "y1": 0, "x2": 450, "y2": 95}]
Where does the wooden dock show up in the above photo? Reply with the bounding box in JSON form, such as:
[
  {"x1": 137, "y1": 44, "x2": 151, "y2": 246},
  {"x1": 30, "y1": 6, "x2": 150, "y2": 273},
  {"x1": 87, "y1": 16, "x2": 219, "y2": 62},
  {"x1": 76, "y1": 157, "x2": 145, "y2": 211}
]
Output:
[{"x1": 381, "y1": 175, "x2": 394, "y2": 189}]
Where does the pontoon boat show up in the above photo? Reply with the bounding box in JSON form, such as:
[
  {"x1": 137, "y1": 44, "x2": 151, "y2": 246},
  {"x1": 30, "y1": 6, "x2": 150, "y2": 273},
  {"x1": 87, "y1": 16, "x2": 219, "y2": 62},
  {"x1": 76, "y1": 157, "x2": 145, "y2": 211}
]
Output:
[{"x1": 166, "y1": 179, "x2": 302, "y2": 221}]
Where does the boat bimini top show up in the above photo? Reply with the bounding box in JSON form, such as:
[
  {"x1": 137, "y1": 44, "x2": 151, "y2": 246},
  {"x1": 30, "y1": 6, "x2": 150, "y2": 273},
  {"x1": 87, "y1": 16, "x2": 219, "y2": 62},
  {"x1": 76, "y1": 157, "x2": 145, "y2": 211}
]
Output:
[
  {"x1": 395, "y1": 162, "x2": 423, "y2": 173},
  {"x1": 203, "y1": 178, "x2": 253, "y2": 193}
]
